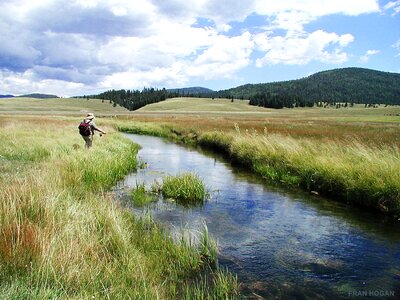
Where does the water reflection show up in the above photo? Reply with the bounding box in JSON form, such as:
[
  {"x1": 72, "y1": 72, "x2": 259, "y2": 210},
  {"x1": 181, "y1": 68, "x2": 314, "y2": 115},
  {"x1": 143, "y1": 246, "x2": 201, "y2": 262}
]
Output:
[{"x1": 115, "y1": 134, "x2": 400, "y2": 299}]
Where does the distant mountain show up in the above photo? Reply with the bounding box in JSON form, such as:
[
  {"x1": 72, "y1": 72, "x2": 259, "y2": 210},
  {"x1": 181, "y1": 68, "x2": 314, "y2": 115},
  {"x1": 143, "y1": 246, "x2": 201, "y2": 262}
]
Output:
[
  {"x1": 224, "y1": 68, "x2": 400, "y2": 105},
  {"x1": 18, "y1": 93, "x2": 59, "y2": 99},
  {"x1": 0, "y1": 94, "x2": 14, "y2": 98},
  {"x1": 167, "y1": 86, "x2": 214, "y2": 95}
]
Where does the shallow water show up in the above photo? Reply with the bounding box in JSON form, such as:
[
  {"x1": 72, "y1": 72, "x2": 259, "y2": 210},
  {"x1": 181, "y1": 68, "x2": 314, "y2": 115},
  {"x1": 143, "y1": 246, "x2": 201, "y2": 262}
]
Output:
[{"x1": 115, "y1": 134, "x2": 400, "y2": 299}]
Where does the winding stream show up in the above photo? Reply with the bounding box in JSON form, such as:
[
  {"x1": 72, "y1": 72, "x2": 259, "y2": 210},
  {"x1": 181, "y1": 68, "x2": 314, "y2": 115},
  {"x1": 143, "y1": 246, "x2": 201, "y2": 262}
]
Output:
[{"x1": 115, "y1": 134, "x2": 400, "y2": 299}]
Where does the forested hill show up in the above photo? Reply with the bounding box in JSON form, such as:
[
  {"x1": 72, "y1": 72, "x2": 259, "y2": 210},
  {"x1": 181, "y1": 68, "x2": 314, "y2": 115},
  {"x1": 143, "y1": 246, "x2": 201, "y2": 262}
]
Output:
[
  {"x1": 225, "y1": 68, "x2": 400, "y2": 105},
  {"x1": 17, "y1": 93, "x2": 59, "y2": 99},
  {"x1": 167, "y1": 87, "x2": 214, "y2": 95}
]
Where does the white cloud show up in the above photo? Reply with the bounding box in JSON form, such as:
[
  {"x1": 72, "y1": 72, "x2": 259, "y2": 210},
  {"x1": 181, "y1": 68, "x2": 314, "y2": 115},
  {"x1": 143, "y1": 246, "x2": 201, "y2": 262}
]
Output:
[
  {"x1": 384, "y1": 1, "x2": 400, "y2": 15},
  {"x1": 0, "y1": 0, "x2": 385, "y2": 95},
  {"x1": 254, "y1": 0, "x2": 379, "y2": 31},
  {"x1": 360, "y1": 49, "x2": 380, "y2": 62},
  {"x1": 255, "y1": 30, "x2": 354, "y2": 66},
  {"x1": 188, "y1": 32, "x2": 254, "y2": 79},
  {"x1": 0, "y1": 69, "x2": 85, "y2": 96},
  {"x1": 393, "y1": 40, "x2": 400, "y2": 56}
]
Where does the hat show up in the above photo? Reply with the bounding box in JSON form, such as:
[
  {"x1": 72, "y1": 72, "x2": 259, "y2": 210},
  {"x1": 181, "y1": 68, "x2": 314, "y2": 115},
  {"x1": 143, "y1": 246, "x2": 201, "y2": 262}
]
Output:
[{"x1": 86, "y1": 113, "x2": 95, "y2": 120}]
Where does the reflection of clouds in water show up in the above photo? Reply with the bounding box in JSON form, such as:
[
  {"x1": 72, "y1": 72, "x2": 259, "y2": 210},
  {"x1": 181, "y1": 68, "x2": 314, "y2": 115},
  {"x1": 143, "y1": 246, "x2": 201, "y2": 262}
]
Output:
[{"x1": 120, "y1": 134, "x2": 400, "y2": 296}]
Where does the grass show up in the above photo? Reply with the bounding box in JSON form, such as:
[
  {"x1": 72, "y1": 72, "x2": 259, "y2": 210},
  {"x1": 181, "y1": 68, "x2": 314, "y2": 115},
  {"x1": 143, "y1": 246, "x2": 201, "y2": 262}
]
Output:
[
  {"x1": 200, "y1": 130, "x2": 400, "y2": 213},
  {"x1": 160, "y1": 173, "x2": 209, "y2": 206},
  {"x1": 137, "y1": 97, "x2": 269, "y2": 113},
  {"x1": 130, "y1": 183, "x2": 158, "y2": 206},
  {"x1": 0, "y1": 97, "x2": 129, "y2": 116},
  {"x1": 0, "y1": 116, "x2": 238, "y2": 299}
]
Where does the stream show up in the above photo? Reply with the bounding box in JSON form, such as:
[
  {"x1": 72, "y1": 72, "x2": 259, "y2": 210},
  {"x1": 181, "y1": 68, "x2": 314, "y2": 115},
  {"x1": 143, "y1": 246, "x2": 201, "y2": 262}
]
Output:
[{"x1": 114, "y1": 134, "x2": 400, "y2": 299}]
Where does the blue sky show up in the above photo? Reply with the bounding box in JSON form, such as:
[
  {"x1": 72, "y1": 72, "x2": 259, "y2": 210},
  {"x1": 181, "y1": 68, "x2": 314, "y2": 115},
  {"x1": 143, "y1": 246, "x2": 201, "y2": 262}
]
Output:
[{"x1": 0, "y1": 0, "x2": 399, "y2": 96}]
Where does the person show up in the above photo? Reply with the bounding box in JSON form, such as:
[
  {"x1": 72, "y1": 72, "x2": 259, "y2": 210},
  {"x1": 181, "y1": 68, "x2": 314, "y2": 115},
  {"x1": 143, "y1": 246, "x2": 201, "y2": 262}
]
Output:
[{"x1": 78, "y1": 113, "x2": 106, "y2": 149}]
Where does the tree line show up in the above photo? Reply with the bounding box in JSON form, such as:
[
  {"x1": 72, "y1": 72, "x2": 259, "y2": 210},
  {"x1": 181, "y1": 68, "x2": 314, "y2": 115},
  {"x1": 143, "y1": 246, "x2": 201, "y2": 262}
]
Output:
[{"x1": 85, "y1": 88, "x2": 176, "y2": 111}]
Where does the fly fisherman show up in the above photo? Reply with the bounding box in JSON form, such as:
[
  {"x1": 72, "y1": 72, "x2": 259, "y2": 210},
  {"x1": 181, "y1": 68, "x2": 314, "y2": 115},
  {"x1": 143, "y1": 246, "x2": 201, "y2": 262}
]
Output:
[{"x1": 78, "y1": 113, "x2": 106, "y2": 149}]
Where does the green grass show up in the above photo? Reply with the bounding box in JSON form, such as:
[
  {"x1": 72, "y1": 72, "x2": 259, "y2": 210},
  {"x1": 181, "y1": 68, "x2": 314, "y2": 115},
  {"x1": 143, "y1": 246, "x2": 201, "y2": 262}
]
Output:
[
  {"x1": 0, "y1": 116, "x2": 238, "y2": 299},
  {"x1": 137, "y1": 97, "x2": 270, "y2": 113},
  {"x1": 130, "y1": 183, "x2": 158, "y2": 206},
  {"x1": 161, "y1": 173, "x2": 209, "y2": 206}
]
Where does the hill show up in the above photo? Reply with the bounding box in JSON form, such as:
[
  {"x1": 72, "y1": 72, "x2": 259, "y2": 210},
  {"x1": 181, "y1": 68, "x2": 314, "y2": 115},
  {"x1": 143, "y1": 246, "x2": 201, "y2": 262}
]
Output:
[
  {"x1": 17, "y1": 93, "x2": 59, "y2": 99},
  {"x1": 224, "y1": 68, "x2": 400, "y2": 105},
  {"x1": 137, "y1": 97, "x2": 268, "y2": 113},
  {"x1": 0, "y1": 94, "x2": 14, "y2": 98},
  {"x1": 167, "y1": 86, "x2": 214, "y2": 95}
]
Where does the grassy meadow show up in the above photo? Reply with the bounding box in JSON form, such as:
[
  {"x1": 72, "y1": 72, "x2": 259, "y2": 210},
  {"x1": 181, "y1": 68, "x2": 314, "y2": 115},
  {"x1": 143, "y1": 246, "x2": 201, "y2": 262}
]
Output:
[
  {"x1": 0, "y1": 114, "x2": 238, "y2": 299},
  {"x1": 0, "y1": 96, "x2": 399, "y2": 298},
  {"x1": 0, "y1": 97, "x2": 129, "y2": 116}
]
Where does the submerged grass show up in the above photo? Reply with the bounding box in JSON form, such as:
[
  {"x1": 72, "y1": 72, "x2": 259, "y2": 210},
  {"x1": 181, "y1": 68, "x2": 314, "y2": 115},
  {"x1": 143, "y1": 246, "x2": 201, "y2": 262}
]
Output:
[
  {"x1": 161, "y1": 173, "x2": 209, "y2": 206},
  {"x1": 130, "y1": 183, "x2": 158, "y2": 206},
  {"x1": 0, "y1": 116, "x2": 238, "y2": 299},
  {"x1": 117, "y1": 121, "x2": 400, "y2": 217}
]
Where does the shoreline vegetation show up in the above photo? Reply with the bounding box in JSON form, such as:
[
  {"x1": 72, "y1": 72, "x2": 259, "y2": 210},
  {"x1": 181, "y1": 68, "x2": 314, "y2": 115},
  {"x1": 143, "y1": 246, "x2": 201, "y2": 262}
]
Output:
[
  {"x1": 0, "y1": 117, "x2": 238, "y2": 299},
  {"x1": 116, "y1": 120, "x2": 400, "y2": 218}
]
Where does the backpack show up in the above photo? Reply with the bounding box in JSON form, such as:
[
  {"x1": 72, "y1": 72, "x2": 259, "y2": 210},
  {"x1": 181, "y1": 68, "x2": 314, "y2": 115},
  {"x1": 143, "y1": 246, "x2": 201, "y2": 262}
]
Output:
[{"x1": 78, "y1": 120, "x2": 92, "y2": 136}]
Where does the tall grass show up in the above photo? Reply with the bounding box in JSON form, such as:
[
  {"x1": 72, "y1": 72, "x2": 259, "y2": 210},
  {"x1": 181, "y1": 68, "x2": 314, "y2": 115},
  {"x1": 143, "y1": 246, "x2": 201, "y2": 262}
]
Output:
[
  {"x1": 161, "y1": 173, "x2": 209, "y2": 206},
  {"x1": 0, "y1": 117, "x2": 238, "y2": 299},
  {"x1": 200, "y1": 130, "x2": 400, "y2": 214}
]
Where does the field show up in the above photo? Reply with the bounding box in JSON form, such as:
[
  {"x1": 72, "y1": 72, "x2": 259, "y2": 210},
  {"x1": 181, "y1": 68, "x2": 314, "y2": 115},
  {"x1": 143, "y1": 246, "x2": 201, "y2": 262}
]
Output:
[
  {"x1": 0, "y1": 96, "x2": 399, "y2": 298},
  {"x1": 0, "y1": 97, "x2": 129, "y2": 116}
]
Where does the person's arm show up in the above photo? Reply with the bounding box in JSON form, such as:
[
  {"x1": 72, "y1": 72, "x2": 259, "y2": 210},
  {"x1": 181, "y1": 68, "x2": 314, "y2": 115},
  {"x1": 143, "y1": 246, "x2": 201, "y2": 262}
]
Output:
[
  {"x1": 91, "y1": 122, "x2": 106, "y2": 134},
  {"x1": 95, "y1": 127, "x2": 106, "y2": 134}
]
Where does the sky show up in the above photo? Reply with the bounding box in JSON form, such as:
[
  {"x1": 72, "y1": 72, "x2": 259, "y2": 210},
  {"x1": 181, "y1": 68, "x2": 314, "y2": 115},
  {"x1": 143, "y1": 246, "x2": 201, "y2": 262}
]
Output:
[{"x1": 0, "y1": 0, "x2": 399, "y2": 97}]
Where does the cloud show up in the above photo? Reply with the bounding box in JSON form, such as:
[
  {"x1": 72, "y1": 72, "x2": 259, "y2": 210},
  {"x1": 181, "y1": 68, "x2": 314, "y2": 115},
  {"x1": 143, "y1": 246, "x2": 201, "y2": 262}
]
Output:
[
  {"x1": 187, "y1": 32, "x2": 254, "y2": 79},
  {"x1": 254, "y1": 0, "x2": 379, "y2": 31},
  {"x1": 384, "y1": 1, "x2": 400, "y2": 15},
  {"x1": 0, "y1": 0, "x2": 383, "y2": 95},
  {"x1": 0, "y1": 69, "x2": 85, "y2": 97},
  {"x1": 255, "y1": 30, "x2": 354, "y2": 66},
  {"x1": 393, "y1": 40, "x2": 400, "y2": 56},
  {"x1": 360, "y1": 49, "x2": 380, "y2": 62}
]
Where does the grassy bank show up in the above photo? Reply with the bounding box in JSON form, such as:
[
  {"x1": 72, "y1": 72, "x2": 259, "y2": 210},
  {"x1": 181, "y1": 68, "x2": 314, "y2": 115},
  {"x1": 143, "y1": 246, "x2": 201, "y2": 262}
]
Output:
[
  {"x1": 116, "y1": 120, "x2": 400, "y2": 217},
  {"x1": 0, "y1": 116, "x2": 237, "y2": 299}
]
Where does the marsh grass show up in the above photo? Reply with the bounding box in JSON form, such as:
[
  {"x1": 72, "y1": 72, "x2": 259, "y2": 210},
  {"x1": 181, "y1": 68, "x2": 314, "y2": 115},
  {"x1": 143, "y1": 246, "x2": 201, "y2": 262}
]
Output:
[
  {"x1": 161, "y1": 173, "x2": 209, "y2": 206},
  {"x1": 0, "y1": 116, "x2": 238, "y2": 299},
  {"x1": 130, "y1": 183, "x2": 158, "y2": 206},
  {"x1": 202, "y1": 130, "x2": 400, "y2": 214}
]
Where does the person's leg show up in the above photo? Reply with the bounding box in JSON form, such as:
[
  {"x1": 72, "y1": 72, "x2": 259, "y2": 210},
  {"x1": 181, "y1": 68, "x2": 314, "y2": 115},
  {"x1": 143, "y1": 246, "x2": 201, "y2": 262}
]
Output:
[{"x1": 82, "y1": 135, "x2": 93, "y2": 149}]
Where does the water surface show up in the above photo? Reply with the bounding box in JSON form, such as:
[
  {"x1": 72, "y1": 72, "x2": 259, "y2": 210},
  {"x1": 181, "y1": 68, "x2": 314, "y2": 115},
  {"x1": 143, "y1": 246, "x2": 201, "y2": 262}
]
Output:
[{"x1": 115, "y1": 134, "x2": 400, "y2": 299}]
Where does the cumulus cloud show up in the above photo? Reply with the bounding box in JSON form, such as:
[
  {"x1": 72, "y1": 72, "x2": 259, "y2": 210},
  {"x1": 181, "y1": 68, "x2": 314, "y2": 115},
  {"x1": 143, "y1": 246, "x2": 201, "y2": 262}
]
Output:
[
  {"x1": 0, "y1": 69, "x2": 85, "y2": 97},
  {"x1": 255, "y1": 30, "x2": 354, "y2": 66},
  {"x1": 187, "y1": 32, "x2": 254, "y2": 79},
  {"x1": 0, "y1": 0, "x2": 382, "y2": 95}
]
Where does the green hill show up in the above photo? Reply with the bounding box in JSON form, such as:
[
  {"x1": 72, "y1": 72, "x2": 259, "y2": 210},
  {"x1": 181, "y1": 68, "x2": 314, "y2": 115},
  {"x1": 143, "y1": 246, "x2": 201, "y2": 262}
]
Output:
[
  {"x1": 224, "y1": 68, "x2": 400, "y2": 105},
  {"x1": 137, "y1": 97, "x2": 268, "y2": 113}
]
